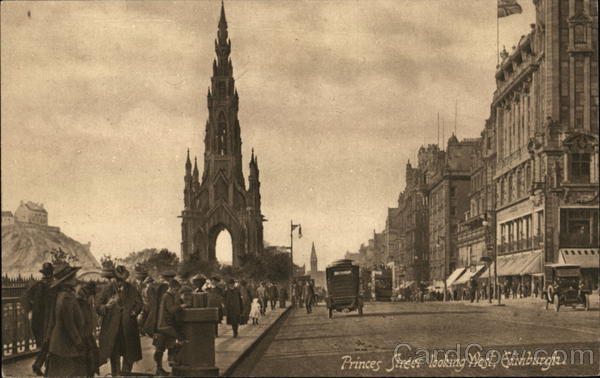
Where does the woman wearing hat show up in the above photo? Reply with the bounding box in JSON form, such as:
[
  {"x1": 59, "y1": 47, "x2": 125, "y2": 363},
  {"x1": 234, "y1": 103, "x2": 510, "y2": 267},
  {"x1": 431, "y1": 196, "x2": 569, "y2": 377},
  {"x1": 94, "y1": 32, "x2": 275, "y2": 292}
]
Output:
[
  {"x1": 96, "y1": 265, "x2": 143, "y2": 376},
  {"x1": 45, "y1": 263, "x2": 86, "y2": 377}
]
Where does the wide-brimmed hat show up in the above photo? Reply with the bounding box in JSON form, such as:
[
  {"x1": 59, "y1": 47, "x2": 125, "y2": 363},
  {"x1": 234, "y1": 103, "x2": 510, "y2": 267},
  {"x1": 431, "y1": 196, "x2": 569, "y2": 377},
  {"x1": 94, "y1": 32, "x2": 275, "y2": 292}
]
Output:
[
  {"x1": 51, "y1": 263, "x2": 81, "y2": 288},
  {"x1": 39, "y1": 262, "x2": 54, "y2": 277},
  {"x1": 114, "y1": 265, "x2": 130, "y2": 281}
]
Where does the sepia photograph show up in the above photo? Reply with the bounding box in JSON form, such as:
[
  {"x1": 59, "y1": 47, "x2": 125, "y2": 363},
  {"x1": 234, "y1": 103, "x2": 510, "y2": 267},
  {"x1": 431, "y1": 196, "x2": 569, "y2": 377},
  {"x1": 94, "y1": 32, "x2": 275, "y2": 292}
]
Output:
[{"x1": 1, "y1": 0, "x2": 599, "y2": 376}]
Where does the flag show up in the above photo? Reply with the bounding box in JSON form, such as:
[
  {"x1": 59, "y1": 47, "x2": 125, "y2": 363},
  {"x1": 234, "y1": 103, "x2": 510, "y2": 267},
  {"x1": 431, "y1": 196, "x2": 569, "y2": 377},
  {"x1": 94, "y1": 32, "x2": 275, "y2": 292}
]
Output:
[{"x1": 498, "y1": 0, "x2": 522, "y2": 18}]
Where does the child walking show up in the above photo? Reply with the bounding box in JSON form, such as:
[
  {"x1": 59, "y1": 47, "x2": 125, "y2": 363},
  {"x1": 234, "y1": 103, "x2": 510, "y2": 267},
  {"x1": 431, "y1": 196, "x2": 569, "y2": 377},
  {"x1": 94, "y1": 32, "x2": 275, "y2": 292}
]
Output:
[{"x1": 249, "y1": 298, "x2": 261, "y2": 325}]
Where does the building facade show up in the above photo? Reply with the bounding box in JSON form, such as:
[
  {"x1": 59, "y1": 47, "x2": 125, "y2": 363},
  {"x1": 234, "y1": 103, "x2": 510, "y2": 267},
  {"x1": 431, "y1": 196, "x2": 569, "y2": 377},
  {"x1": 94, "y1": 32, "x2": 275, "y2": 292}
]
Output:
[
  {"x1": 421, "y1": 137, "x2": 478, "y2": 283},
  {"x1": 2, "y1": 212, "x2": 15, "y2": 227},
  {"x1": 394, "y1": 161, "x2": 429, "y2": 284},
  {"x1": 180, "y1": 4, "x2": 264, "y2": 266},
  {"x1": 14, "y1": 201, "x2": 48, "y2": 226},
  {"x1": 493, "y1": 0, "x2": 599, "y2": 292}
]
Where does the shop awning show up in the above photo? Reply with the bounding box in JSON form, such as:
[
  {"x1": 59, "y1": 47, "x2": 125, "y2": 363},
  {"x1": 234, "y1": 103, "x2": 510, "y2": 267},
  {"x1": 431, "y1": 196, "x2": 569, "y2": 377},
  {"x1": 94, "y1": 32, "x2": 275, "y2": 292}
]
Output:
[
  {"x1": 453, "y1": 264, "x2": 486, "y2": 286},
  {"x1": 518, "y1": 251, "x2": 543, "y2": 275},
  {"x1": 494, "y1": 251, "x2": 541, "y2": 276},
  {"x1": 445, "y1": 267, "x2": 466, "y2": 287},
  {"x1": 559, "y1": 249, "x2": 600, "y2": 268}
]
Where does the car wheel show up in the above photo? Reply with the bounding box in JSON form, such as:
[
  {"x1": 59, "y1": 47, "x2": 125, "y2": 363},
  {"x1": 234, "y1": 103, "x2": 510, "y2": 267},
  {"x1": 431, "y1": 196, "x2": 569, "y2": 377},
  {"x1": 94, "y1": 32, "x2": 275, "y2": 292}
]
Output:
[
  {"x1": 328, "y1": 308, "x2": 333, "y2": 319},
  {"x1": 358, "y1": 306, "x2": 363, "y2": 316},
  {"x1": 554, "y1": 294, "x2": 560, "y2": 312}
]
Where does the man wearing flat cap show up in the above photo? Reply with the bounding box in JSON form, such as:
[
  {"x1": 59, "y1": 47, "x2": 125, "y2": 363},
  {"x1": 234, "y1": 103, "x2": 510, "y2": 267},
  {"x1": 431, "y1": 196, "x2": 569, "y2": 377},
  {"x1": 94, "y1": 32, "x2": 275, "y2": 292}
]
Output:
[
  {"x1": 142, "y1": 269, "x2": 175, "y2": 373},
  {"x1": 96, "y1": 265, "x2": 143, "y2": 376},
  {"x1": 21, "y1": 262, "x2": 55, "y2": 376}
]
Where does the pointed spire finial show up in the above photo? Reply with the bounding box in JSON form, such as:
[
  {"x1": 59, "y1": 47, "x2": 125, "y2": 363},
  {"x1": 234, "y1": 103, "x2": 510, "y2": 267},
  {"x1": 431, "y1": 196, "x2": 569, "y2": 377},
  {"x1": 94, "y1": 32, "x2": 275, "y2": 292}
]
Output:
[{"x1": 219, "y1": 0, "x2": 227, "y2": 30}]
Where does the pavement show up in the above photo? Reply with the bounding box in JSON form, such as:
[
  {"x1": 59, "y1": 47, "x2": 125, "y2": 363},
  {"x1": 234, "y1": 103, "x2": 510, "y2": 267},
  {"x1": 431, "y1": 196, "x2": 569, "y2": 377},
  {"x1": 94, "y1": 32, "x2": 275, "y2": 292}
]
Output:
[
  {"x1": 232, "y1": 298, "x2": 600, "y2": 376},
  {"x1": 2, "y1": 304, "x2": 290, "y2": 377}
]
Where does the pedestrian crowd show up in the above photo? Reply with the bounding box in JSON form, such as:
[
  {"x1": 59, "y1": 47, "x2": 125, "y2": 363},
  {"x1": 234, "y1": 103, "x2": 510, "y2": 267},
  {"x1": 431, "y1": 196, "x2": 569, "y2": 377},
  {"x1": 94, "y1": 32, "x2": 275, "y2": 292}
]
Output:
[{"x1": 20, "y1": 257, "x2": 290, "y2": 377}]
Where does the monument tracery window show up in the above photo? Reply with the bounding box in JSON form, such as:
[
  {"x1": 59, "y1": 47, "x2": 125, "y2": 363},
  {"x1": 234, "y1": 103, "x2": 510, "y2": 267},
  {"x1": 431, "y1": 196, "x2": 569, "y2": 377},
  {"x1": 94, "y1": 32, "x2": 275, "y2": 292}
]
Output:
[{"x1": 217, "y1": 112, "x2": 228, "y2": 155}]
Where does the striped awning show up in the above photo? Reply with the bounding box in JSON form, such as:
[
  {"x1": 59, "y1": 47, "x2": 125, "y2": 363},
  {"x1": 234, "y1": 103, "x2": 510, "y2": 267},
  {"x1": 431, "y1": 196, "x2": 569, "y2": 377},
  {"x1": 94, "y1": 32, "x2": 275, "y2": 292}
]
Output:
[
  {"x1": 559, "y1": 249, "x2": 600, "y2": 268},
  {"x1": 453, "y1": 265, "x2": 486, "y2": 286},
  {"x1": 445, "y1": 267, "x2": 466, "y2": 287}
]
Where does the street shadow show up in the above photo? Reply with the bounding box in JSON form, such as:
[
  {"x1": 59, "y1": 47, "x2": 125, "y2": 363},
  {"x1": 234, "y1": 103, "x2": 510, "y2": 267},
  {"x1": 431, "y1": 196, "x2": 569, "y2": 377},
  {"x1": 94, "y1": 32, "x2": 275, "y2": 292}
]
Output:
[{"x1": 349, "y1": 310, "x2": 485, "y2": 318}]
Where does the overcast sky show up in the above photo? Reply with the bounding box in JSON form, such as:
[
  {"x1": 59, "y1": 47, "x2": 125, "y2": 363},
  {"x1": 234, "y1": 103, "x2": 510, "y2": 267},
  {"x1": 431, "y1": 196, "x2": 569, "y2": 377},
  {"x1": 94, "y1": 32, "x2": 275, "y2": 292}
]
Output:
[{"x1": 1, "y1": 0, "x2": 534, "y2": 269}]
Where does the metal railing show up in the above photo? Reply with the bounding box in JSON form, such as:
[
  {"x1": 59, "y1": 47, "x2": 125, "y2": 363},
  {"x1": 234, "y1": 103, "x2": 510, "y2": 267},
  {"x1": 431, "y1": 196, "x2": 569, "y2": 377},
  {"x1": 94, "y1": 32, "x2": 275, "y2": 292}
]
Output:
[{"x1": 2, "y1": 297, "x2": 37, "y2": 361}]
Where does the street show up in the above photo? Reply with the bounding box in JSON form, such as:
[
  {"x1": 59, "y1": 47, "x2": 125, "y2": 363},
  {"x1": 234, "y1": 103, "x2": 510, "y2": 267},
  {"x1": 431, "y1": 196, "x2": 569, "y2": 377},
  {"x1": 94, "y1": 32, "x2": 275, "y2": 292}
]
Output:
[{"x1": 232, "y1": 299, "x2": 600, "y2": 376}]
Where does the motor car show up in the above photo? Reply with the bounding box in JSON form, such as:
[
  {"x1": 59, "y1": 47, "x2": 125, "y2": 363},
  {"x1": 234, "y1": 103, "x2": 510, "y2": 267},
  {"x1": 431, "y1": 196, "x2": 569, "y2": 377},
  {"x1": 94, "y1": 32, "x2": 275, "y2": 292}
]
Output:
[{"x1": 543, "y1": 264, "x2": 591, "y2": 312}]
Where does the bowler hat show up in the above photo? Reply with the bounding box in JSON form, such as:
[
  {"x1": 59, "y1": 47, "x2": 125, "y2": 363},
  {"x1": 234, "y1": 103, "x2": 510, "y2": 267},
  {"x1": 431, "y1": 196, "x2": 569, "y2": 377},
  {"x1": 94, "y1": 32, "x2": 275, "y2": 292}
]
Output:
[
  {"x1": 134, "y1": 264, "x2": 148, "y2": 278},
  {"x1": 51, "y1": 263, "x2": 81, "y2": 288},
  {"x1": 39, "y1": 262, "x2": 54, "y2": 277},
  {"x1": 161, "y1": 269, "x2": 177, "y2": 278},
  {"x1": 228, "y1": 278, "x2": 235, "y2": 285}
]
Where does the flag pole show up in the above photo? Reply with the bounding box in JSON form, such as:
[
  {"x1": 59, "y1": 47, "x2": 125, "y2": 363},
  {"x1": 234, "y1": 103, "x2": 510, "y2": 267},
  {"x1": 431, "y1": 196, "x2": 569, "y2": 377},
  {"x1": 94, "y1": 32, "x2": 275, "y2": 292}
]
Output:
[{"x1": 497, "y1": 9, "x2": 500, "y2": 66}]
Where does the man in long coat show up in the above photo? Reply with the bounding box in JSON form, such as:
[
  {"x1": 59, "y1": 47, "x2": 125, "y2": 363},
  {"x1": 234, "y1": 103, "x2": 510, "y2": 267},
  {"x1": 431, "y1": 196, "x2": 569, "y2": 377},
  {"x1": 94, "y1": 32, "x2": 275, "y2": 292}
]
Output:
[
  {"x1": 303, "y1": 281, "x2": 315, "y2": 314},
  {"x1": 257, "y1": 282, "x2": 268, "y2": 315},
  {"x1": 268, "y1": 283, "x2": 279, "y2": 310},
  {"x1": 224, "y1": 279, "x2": 243, "y2": 337},
  {"x1": 154, "y1": 279, "x2": 187, "y2": 375},
  {"x1": 45, "y1": 264, "x2": 87, "y2": 377},
  {"x1": 96, "y1": 265, "x2": 143, "y2": 376},
  {"x1": 239, "y1": 280, "x2": 252, "y2": 325},
  {"x1": 278, "y1": 285, "x2": 288, "y2": 308},
  {"x1": 22, "y1": 262, "x2": 54, "y2": 376}
]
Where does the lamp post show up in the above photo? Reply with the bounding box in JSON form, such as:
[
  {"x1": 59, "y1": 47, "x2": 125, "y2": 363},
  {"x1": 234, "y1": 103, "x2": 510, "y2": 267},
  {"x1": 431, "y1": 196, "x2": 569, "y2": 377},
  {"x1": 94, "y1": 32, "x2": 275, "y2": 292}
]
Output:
[
  {"x1": 436, "y1": 236, "x2": 446, "y2": 301},
  {"x1": 483, "y1": 215, "x2": 501, "y2": 306},
  {"x1": 290, "y1": 221, "x2": 302, "y2": 305}
]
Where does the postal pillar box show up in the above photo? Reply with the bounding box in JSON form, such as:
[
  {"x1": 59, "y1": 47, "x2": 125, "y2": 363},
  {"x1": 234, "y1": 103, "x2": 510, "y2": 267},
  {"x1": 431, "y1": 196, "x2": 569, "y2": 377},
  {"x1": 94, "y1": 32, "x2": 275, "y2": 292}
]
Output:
[
  {"x1": 172, "y1": 308, "x2": 219, "y2": 376},
  {"x1": 192, "y1": 292, "x2": 208, "y2": 308}
]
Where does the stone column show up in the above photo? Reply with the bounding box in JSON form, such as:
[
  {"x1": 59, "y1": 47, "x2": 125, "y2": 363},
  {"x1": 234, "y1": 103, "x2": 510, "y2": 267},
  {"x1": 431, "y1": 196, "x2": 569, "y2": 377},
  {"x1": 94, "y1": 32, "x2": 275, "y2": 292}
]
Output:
[{"x1": 172, "y1": 308, "x2": 220, "y2": 377}]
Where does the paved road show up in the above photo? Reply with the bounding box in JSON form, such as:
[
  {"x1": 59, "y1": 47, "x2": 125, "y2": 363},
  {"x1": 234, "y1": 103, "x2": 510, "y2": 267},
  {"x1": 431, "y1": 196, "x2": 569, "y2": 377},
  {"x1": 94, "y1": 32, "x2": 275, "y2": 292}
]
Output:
[{"x1": 232, "y1": 299, "x2": 600, "y2": 376}]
